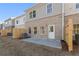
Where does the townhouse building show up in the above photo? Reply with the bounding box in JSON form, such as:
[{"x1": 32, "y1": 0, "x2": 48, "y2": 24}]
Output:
[
  {"x1": 14, "y1": 14, "x2": 26, "y2": 29},
  {"x1": 24, "y1": 3, "x2": 63, "y2": 40},
  {"x1": 13, "y1": 14, "x2": 27, "y2": 39},
  {"x1": 4, "y1": 17, "x2": 15, "y2": 29},
  {"x1": 0, "y1": 3, "x2": 78, "y2": 52},
  {"x1": 64, "y1": 3, "x2": 79, "y2": 40},
  {"x1": 1, "y1": 17, "x2": 15, "y2": 36},
  {"x1": 0, "y1": 3, "x2": 78, "y2": 51}
]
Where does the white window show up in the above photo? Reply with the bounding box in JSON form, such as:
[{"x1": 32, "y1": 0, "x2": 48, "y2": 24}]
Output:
[
  {"x1": 76, "y1": 3, "x2": 79, "y2": 9},
  {"x1": 47, "y1": 4, "x2": 52, "y2": 14},
  {"x1": 33, "y1": 10, "x2": 36, "y2": 18},
  {"x1": 16, "y1": 20, "x2": 19, "y2": 24},
  {"x1": 34, "y1": 27, "x2": 37, "y2": 34},
  {"x1": 29, "y1": 12, "x2": 32, "y2": 19},
  {"x1": 29, "y1": 10, "x2": 36, "y2": 19}
]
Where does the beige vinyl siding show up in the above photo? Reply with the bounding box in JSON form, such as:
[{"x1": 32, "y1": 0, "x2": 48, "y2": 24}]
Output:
[
  {"x1": 64, "y1": 3, "x2": 79, "y2": 16},
  {"x1": 25, "y1": 3, "x2": 62, "y2": 22}
]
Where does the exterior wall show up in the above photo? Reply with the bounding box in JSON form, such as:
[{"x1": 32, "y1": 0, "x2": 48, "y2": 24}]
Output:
[
  {"x1": 15, "y1": 24, "x2": 25, "y2": 29},
  {"x1": 25, "y1": 15, "x2": 62, "y2": 40},
  {"x1": 65, "y1": 13, "x2": 79, "y2": 42},
  {"x1": 4, "y1": 19, "x2": 15, "y2": 29},
  {"x1": 25, "y1": 3, "x2": 62, "y2": 22},
  {"x1": 0, "y1": 18, "x2": 15, "y2": 36},
  {"x1": 5, "y1": 20, "x2": 12, "y2": 28},
  {"x1": 64, "y1": 3, "x2": 79, "y2": 42},
  {"x1": 64, "y1": 3, "x2": 79, "y2": 16},
  {"x1": 1, "y1": 3, "x2": 63, "y2": 40},
  {"x1": 65, "y1": 14, "x2": 79, "y2": 25},
  {"x1": 15, "y1": 14, "x2": 26, "y2": 29},
  {"x1": 24, "y1": 3, "x2": 62, "y2": 39}
]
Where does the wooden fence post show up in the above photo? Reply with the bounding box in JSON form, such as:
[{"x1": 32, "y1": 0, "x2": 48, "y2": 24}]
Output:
[{"x1": 65, "y1": 16, "x2": 73, "y2": 52}]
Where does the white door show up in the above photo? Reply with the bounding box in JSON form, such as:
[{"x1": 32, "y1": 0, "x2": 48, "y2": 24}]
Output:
[{"x1": 48, "y1": 25, "x2": 55, "y2": 39}]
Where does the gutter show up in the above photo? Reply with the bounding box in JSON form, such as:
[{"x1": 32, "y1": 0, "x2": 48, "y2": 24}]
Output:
[{"x1": 62, "y1": 3, "x2": 65, "y2": 40}]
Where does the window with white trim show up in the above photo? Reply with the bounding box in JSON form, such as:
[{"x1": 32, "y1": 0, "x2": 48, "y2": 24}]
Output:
[
  {"x1": 16, "y1": 20, "x2": 19, "y2": 24},
  {"x1": 29, "y1": 12, "x2": 32, "y2": 19},
  {"x1": 76, "y1": 3, "x2": 79, "y2": 9},
  {"x1": 34, "y1": 27, "x2": 37, "y2": 34},
  {"x1": 33, "y1": 10, "x2": 36, "y2": 18},
  {"x1": 29, "y1": 10, "x2": 36, "y2": 19},
  {"x1": 47, "y1": 4, "x2": 52, "y2": 14}
]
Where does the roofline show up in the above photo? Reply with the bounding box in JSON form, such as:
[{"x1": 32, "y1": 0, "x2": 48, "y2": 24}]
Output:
[
  {"x1": 4, "y1": 16, "x2": 15, "y2": 22},
  {"x1": 24, "y1": 3, "x2": 41, "y2": 12},
  {"x1": 4, "y1": 18, "x2": 12, "y2": 22},
  {"x1": 14, "y1": 13, "x2": 25, "y2": 20}
]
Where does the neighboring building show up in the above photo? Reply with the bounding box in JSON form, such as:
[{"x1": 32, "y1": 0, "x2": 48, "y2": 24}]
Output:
[
  {"x1": 14, "y1": 14, "x2": 26, "y2": 29},
  {"x1": 64, "y1": 3, "x2": 79, "y2": 39},
  {"x1": 24, "y1": 3, "x2": 62, "y2": 39},
  {"x1": 4, "y1": 17, "x2": 15, "y2": 29},
  {"x1": 0, "y1": 23, "x2": 3, "y2": 30},
  {"x1": 2, "y1": 17, "x2": 15, "y2": 36}
]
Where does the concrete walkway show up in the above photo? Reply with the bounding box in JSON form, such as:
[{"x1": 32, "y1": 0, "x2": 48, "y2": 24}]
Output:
[{"x1": 21, "y1": 38, "x2": 62, "y2": 49}]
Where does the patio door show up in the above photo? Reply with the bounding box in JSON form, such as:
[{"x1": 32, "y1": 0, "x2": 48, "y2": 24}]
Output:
[{"x1": 48, "y1": 25, "x2": 55, "y2": 39}]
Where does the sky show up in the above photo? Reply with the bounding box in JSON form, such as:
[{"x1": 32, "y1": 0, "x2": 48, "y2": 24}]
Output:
[{"x1": 0, "y1": 3, "x2": 34, "y2": 23}]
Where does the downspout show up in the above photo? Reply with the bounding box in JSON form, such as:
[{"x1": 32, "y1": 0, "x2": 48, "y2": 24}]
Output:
[{"x1": 62, "y1": 3, "x2": 65, "y2": 40}]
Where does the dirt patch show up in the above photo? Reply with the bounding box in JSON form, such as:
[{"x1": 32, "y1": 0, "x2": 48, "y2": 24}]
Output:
[{"x1": 0, "y1": 37, "x2": 79, "y2": 56}]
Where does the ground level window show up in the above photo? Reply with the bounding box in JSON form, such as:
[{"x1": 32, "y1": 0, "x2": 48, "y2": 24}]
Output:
[
  {"x1": 34, "y1": 27, "x2": 37, "y2": 34},
  {"x1": 28, "y1": 27, "x2": 31, "y2": 34},
  {"x1": 73, "y1": 24, "x2": 79, "y2": 34}
]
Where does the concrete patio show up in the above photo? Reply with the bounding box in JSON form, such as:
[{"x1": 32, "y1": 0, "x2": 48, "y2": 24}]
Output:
[{"x1": 21, "y1": 38, "x2": 62, "y2": 49}]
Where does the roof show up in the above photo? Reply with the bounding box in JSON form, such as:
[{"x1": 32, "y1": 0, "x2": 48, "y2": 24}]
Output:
[
  {"x1": 13, "y1": 13, "x2": 25, "y2": 20},
  {"x1": 24, "y1": 3, "x2": 43, "y2": 12}
]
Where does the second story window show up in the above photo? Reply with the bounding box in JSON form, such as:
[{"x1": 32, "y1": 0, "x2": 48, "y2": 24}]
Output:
[
  {"x1": 33, "y1": 10, "x2": 36, "y2": 18},
  {"x1": 76, "y1": 3, "x2": 79, "y2": 9},
  {"x1": 47, "y1": 4, "x2": 52, "y2": 14},
  {"x1": 29, "y1": 12, "x2": 32, "y2": 19},
  {"x1": 29, "y1": 10, "x2": 36, "y2": 19},
  {"x1": 16, "y1": 20, "x2": 18, "y2": 24}
]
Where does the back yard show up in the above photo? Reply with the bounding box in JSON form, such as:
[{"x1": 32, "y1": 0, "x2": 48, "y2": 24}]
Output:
[{"x1": 0, "y1": 36, "x2": 79, "y2": 56}]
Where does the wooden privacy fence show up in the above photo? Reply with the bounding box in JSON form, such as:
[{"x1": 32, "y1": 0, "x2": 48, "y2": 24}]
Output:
[
  {"x1": 0, "y1": 28, "x2": 27, "y2": 39},
  {"x1": 65, "y1": 17, "x2": 73, "y2": 52},
  {"x1": 13, "y1": 28, "x2": 27, "y2": 39},
  {"x1": 0, "y1": 29, "x2": 7, "y2": 37},
  {"x1": 0, "y1": 28, "x2": 12, "y2": 37}
]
